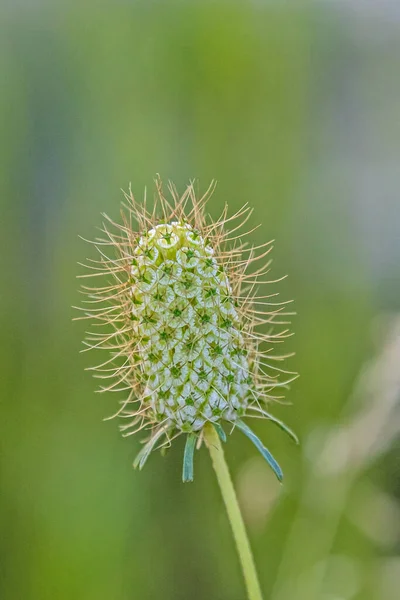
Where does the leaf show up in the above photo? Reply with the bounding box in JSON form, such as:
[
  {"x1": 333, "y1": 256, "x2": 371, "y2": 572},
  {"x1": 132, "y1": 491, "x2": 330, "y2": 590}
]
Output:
[
  {"x1": 213, "y1": 422, "x2": 227, "y2": 443},
  {"x1": 255, "y1": 409, "x2": 299, "y2": 444},
  {"x1": 133, "y1": 427, "x2": 167, "y2": 470},
  {"x1": 236, "y1": 419, "x2": 283, "y2": 482},
  {"x1": 182, "y1": 433, "x2": 197, "y2": 483}
]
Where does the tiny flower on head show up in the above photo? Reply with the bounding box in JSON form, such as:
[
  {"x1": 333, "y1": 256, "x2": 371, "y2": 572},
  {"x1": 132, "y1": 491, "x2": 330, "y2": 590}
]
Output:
[{"x1": 77, "y1": 178, "x2": 298, "y2": 482}]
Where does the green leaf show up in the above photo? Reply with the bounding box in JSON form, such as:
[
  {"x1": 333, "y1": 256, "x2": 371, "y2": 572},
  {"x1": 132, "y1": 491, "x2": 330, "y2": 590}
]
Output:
[
  {"x1": 213, "y1": 422, "x2": 227, "y2": 443},
  {"x1": 255, "y1": 409, "x2": 299, "y2": 444},
  {"x1": 182, "y1": 433, "x2": 197, "y2": 483},
  {"x1": 133, "y1": 427, "x2": 167, "y2": 470},
  {"x1": 236, "y1": 420, "x2": 283, "y2": 482}
]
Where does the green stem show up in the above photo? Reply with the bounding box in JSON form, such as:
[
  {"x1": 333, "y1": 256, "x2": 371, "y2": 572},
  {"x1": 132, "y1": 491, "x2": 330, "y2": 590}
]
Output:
[{"x1": 204, "y1": 423, "x2": 263, "y2": 600}]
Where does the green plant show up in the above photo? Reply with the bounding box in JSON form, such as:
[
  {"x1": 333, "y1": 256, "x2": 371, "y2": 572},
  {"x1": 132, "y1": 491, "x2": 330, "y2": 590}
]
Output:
[{"x1": 77, "y1": 179, "x2": 297, "y2": 600}]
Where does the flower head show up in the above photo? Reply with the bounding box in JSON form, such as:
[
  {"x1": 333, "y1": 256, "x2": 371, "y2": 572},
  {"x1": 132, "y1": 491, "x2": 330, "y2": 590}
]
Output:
[{"x1": 77, "y1": 178, "x2": 297, "y2": 481}]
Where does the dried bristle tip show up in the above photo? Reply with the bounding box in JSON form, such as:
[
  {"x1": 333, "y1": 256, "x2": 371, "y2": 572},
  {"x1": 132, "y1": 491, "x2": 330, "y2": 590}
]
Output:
[{"x1": 77, "y1": 178, "x2": 297, "y2": 481}]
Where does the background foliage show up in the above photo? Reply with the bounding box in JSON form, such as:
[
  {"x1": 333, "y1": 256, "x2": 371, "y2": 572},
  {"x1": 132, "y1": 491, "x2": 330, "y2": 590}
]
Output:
[{"x1": 1, "y1": 2, "x2": 399, "y2": 599}]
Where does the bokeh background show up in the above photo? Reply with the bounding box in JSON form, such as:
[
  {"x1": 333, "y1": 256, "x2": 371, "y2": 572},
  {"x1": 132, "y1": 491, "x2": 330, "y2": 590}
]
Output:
[{"x1": 1, "y1": 2, "x2": 400, "y2": 599}]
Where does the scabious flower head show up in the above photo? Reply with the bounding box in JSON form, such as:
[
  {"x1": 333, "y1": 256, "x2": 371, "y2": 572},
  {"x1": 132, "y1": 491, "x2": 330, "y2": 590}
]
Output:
[{"x1": 78, "y1": 179, "x2": 297, "y2": 481}]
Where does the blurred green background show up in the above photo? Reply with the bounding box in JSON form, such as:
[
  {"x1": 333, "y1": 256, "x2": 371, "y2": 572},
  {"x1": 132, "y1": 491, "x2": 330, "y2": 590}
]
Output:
[{"x1": 1, "y1": 2, "x2": 400, "y2": 600}]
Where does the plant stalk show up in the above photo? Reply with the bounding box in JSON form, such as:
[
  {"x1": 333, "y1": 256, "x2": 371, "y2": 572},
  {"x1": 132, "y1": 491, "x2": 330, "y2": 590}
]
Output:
[{"x1": 204, "y1": 423, "x2": 263, "y2": 600}]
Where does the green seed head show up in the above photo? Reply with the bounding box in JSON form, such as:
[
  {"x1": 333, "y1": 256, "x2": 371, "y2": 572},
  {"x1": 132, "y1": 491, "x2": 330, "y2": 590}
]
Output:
[
  {"x1": 131, "y1": 221, "x2": 249, "y2": 432},
  {"x1": 78, "y1": 179, "x2": 297, "y2": 480}
]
